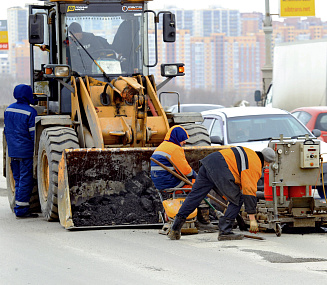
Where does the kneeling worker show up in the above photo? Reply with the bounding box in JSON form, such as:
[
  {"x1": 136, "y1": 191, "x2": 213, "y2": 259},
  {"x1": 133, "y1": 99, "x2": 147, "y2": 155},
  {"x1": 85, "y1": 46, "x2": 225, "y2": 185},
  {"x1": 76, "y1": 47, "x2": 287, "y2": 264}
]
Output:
[
  {"x1": 151, "y1": 125, "x2": 217, "y2": 232},
  {"x1": 168, "y1": 146, "x2": 276, "y2": 241}
]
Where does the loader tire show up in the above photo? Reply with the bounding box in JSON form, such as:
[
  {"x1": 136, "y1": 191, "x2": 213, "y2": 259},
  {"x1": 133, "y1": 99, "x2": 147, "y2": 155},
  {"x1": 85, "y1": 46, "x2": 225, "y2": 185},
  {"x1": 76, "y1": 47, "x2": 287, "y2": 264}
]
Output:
[
  {"x1": 37, "y1": 127, "x2": 79, "y2": 221},
  {"x1": 181, "y1": 123, "x2": 211, "y2": 146},
  {"x1": 6, "y1": 147, "x2": 40, "y2": 213},
  {"x1": 6, "y1": 151, "x2": 15, "y2": 212}
]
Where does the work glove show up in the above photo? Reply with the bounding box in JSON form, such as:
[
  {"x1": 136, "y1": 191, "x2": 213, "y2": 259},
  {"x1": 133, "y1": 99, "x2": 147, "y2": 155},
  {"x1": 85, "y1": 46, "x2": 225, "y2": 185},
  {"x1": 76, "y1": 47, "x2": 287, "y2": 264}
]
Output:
[{"x1": 249, "y1": 219, "x2": 259, "y2": 234}]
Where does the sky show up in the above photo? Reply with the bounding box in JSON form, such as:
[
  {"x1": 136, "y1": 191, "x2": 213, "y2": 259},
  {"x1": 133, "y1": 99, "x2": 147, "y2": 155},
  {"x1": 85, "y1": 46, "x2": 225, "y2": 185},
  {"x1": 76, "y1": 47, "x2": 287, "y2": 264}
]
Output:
[{"x1": 1, "y1": 0, "x2": 327, "y2": 21}]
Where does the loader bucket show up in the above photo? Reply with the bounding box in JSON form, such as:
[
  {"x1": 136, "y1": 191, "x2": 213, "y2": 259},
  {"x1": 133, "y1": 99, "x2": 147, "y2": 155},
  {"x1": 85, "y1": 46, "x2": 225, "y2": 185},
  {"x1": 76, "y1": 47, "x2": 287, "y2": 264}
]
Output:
[{"x1": 58, "y1": 146, "x2": 225, "y2": 229}]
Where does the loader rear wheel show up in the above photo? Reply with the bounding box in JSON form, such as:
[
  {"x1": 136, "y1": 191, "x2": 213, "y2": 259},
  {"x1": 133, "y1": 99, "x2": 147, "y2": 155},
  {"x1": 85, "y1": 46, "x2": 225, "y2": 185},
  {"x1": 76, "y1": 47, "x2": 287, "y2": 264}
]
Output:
[
  {"x1": 6, "y1": 147, "x2": 40, "y2": 213},
  {"x1": 181, "y1": 123, "x2": 211, "y2": 146},
  {"x1": 37, "y1": 127, "x2": 79, "y2": 221},
  {"x1": 6, "y1": 151, "x2": 15, "y2": 212}
]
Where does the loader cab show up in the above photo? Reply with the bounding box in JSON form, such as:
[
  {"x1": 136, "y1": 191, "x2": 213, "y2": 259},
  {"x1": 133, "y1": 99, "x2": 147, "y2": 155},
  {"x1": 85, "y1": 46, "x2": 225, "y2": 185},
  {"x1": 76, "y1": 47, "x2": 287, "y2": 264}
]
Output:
[
  {"x1": 28, "y1": 0, "x2": 178, "y2": 115},
  {"x1": 64, "y1": 4, "x2": 145, "y2": 77}
]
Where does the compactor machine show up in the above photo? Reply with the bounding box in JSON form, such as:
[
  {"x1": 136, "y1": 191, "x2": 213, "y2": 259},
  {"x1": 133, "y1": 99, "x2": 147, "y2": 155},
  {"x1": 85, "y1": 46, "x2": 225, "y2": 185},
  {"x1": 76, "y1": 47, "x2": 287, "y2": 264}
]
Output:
[
  {"x1": 3, "y1": 0, "x2": 219, "y2": 229},
  {"x1": 242, "y1": 136, "x2": 327, "y2": 236}
]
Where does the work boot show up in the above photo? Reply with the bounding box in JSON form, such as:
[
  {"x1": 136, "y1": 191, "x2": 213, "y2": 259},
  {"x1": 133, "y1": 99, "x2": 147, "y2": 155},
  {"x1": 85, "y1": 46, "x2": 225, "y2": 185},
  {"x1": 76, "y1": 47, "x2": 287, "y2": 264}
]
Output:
[
  {"x1": 168, "y1": 216, "x2": 186, "y2": 240},
  {"x1": 218, "y1": 231, "x2": 244, "y2": 241},
  {"x1": 195, "y1": 207, "x2": 218, "y2": 232},
  {"x1": 16, "y1": 213, "x2": 39, "y2": 219}
]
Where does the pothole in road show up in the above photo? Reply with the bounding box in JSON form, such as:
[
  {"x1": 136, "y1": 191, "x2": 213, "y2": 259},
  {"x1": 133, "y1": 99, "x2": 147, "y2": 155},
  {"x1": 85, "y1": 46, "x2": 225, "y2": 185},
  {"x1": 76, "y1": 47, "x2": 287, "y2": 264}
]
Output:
[{"x1": 241, "y1": 249, "x2": 327, "y2": 263}]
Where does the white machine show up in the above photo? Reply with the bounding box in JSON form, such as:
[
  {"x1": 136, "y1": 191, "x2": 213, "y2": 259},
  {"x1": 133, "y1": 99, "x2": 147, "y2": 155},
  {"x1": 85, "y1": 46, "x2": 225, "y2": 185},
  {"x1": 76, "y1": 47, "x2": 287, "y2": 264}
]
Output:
[{"x1": 246, "y1": 135, "x2": 327, "y2": 236}]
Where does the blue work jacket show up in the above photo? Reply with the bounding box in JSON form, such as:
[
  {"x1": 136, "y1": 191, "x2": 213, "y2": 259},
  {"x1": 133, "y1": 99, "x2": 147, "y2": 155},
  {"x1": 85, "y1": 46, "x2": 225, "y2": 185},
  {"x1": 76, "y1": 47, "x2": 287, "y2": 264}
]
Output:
[{"x1": 4, "y1": 85, "x2": 37, "y2": 158}]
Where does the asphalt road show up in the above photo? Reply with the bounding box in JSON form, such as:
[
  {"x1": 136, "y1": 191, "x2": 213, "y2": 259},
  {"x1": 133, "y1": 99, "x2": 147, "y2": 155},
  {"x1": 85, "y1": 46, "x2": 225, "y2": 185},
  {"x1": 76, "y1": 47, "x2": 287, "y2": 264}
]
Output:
[
  {"x1": 1, "y1": 127, "x2": 327, "y2": 284},
  {"x1": 1, "y1": 193, "x2": 327, "y2": 285}
]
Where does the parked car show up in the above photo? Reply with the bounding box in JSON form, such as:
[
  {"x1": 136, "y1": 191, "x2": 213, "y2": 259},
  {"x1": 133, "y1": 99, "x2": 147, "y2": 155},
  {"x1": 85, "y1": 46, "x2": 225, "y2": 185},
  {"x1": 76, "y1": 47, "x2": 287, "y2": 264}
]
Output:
[
  {"x1": 201, "y1": 106, "x2": 327, "y2": 198},
  {"x1": 291, "y1": 106, "x2": 327, "y2": 142},
  {"x1": 166, "y1": 103, "x2": 224, "y2": 113}
]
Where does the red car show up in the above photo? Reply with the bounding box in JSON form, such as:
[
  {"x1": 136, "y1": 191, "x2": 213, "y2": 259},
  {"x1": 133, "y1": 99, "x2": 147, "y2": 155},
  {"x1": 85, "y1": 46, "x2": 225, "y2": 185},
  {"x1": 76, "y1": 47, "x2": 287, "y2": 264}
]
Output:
[{"x1": 291, "y1": 106, "x2": 327, "y2": 142}]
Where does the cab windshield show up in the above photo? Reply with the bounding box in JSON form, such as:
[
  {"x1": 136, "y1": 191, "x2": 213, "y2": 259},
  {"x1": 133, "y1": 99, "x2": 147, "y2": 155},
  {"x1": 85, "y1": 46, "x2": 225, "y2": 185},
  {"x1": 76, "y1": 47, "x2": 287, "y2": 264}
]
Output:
[{"x1": 65, "y1": 3, "x2": 143, "y2": 76}]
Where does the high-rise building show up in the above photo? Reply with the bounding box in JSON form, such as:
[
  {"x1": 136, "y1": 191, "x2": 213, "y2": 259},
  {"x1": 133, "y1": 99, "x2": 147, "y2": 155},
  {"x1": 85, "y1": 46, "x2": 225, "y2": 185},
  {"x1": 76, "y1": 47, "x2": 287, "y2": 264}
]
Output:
[
  {"x1": 7, "y1": 6, "x2": 28, "y2": 76},
  {"x1": 223, "y1": 35, "x2": 261, "y2": 99},
  {"x1": 169, "y1": 8, "x2": 241, "y2": 37},
  {"x1": 241, "y1": 12, "x2": 263, "y2": 35},
  {"x1": 0, "y1": 54, "x2": 9, "y2": 74},
  {"x1": 190, "y1": 36, "x2": 215, "y2": 90},
  {"x1": 212, "y1": 33, "x2": 225, "y2": 92},
  {"x1": 15, "y1": 39, "x2": 30, "y2": 82},
  {"x1": 149, "y1": 29, "x2": 191, "y2": 90}
]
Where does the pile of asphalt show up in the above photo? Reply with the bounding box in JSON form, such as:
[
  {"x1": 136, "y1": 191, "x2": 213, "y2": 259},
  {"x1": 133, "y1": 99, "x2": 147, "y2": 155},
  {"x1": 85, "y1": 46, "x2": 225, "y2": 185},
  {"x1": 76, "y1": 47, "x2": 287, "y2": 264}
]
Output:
[{"x1": 70, "y1": 171, "x2": 164, "y2": 227}]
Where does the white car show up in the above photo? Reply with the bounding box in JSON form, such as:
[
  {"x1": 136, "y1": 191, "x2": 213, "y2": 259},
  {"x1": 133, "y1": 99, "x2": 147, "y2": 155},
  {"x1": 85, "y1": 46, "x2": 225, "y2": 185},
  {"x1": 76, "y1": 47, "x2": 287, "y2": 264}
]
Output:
[
  {"x1": 201, "y1": 106, "x2": 327, "y2": 194},
  {"x1": 202, "y1": 107, "x2": 322, "y2": 149},
  {"x1": 167, "y1": 103, "x2": 224, "y2": 113}
]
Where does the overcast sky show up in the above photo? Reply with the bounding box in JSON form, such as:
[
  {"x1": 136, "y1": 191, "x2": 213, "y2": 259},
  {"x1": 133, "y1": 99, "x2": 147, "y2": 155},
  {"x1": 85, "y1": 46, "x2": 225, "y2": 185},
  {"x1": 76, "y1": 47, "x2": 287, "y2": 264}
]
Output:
[{"x1": 1, "y1": 0, "x2": 326, "y2": 21}]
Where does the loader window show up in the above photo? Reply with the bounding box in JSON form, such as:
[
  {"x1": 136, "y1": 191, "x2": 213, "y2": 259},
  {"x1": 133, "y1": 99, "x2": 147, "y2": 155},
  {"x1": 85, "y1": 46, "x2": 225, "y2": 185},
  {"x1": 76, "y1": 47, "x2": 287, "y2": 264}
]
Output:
[{"x1": 65, "y1": 5, "x2": 143, "y2": 76}]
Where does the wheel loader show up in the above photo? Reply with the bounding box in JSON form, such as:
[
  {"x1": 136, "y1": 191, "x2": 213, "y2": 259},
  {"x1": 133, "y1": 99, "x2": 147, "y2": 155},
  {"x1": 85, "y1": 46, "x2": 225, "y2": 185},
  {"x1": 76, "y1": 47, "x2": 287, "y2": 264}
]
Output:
[{"x1": 3, "y1": 0, "x2": 222, "y2": 229}]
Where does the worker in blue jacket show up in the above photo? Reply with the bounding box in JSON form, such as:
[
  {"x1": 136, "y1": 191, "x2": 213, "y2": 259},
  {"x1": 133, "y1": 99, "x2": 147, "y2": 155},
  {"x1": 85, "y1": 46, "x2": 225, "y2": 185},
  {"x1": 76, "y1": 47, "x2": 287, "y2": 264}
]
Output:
[{"x1": 4, "y1": 84, "x2": 38, "y2": 218}]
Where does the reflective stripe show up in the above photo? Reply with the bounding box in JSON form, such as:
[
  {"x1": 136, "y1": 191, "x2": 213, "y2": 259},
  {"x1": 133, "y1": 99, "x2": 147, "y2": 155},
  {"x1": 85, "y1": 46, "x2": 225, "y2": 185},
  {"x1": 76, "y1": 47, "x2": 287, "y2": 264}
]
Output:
[
  {"x1": 153, "y1": 150, "x2": 171, "y2": 159},
  {"x1": 151, "y1": 165, "x2": 175, "y2": 171},
  {"x1": 235, "y1": 147, "x2": 247, "y2": 172},
  {"x1": 16, "y1": 201, "x2": 29, "y2": 206},
  {"x1": 6, "y1": 108, "x2": 31, "y2": 116},
  {"x1": 232, "y1": 146, "x2": 249, "y2": 174},
  {"x1": 29, "y1": 127, "x2": 35, "y2": 132}
]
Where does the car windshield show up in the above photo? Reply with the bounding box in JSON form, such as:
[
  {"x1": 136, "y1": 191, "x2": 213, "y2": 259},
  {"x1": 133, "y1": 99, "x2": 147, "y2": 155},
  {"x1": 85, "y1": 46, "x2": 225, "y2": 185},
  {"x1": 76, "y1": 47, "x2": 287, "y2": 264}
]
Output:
[
  {"x1": 65, "y1": 3, "x2": 143, "y2": 76},
  {"x1": 226, "y1": 114, "x2": 312, "y2": 144}
]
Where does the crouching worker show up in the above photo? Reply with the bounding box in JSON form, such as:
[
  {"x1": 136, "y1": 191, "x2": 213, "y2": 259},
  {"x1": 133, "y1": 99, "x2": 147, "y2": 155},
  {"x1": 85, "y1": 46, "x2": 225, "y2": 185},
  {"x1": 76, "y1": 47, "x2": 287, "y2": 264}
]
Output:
[
  {"x1": 150, "y1": 125, "x2": 217, "y2": 232},
  {"x1": 168, "y1": 146, "x2": 276, "y2": 241},
  {"x1": 4, "y1": 84, "x2": 38, "y2": 218}
]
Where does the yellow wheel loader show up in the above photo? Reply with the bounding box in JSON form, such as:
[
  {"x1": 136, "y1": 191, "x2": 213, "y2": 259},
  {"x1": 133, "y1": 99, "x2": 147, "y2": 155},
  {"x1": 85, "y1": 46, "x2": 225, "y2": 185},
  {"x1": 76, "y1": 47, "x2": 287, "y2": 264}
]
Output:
[{"x1": 3, "y1": 0, "x2": 221, "y2": 229}]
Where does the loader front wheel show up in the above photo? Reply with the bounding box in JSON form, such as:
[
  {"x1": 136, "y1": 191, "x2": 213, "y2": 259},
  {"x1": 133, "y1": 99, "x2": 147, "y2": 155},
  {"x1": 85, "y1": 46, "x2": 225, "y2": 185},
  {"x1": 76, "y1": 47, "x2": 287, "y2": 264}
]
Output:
[
  {"x1": 181, "y1": 123, "x2": 211, "y2": 146},
  {"x1": 37, "y1": 127, "x2": 79, "y2": 221}
]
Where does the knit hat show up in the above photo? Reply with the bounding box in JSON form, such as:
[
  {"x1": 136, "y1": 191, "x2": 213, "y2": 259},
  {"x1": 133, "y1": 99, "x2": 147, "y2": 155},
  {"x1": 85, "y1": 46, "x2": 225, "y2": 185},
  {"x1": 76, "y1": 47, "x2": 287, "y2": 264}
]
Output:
[{"x1": 261, "y1": 147, "x2": 276, "y2": 163}]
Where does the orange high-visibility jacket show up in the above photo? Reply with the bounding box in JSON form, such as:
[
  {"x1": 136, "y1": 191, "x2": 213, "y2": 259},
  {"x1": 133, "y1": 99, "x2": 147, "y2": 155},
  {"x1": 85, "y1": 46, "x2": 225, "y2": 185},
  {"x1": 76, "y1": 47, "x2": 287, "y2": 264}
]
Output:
[
  {"x1": 150, "y1": 126, "x2": 195, "y2": 190},
  {"x1": 200, "y1": 146, "x2": 262, "y2": 214}
]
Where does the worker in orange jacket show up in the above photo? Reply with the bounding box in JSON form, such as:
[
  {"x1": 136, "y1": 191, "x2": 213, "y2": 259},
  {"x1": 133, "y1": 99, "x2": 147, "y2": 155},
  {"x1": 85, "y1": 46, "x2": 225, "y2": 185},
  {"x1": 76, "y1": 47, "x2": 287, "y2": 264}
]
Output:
[
  {"x1": 168, "y1": 146, "x2": 276, "y2": 241},
  {"x1": 151, "y1": 125, "x2": 217, "y2": 232}
]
